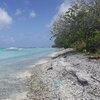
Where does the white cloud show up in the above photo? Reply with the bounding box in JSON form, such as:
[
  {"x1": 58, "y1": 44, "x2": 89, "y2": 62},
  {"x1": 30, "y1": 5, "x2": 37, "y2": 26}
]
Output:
[
  {"x1": 15, "y1": 9, "x2": 22, "y2": 16},
  {"x1": 0, "y1": 8, "x2": 12, "y2": 29},
  {"x1": 30, "y1": 10, "x2": 36, "y2": 18},
  {"x1": 48, "y1": 1, "x2": 71, "y2": 27}
]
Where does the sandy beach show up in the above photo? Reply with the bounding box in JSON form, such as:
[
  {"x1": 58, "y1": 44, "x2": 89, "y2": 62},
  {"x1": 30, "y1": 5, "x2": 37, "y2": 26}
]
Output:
[{"x1": 26, "y1": 49, "x2": 100, "y2": 100}]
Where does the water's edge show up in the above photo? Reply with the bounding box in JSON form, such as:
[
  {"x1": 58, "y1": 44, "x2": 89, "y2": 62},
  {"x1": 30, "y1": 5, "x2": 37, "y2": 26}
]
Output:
[{"x1": 0, "y1": 48, "x2": 56, "y2": 100}]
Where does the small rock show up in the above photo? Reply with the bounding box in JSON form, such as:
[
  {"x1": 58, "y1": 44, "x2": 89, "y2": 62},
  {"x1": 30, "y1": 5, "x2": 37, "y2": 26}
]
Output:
[{"x1": 47, "y1": 67, "x2": 53, "y2": 71}]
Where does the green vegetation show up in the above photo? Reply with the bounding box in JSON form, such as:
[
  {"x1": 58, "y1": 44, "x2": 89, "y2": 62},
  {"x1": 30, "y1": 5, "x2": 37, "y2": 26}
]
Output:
[{"x1": 52, "y1": 0, "x2": 100, "y2": 54}]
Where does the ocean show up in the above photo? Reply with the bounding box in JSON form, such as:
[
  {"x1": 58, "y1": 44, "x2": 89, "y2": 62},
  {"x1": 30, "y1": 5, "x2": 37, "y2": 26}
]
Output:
[{"x1": 0, "y1": 48, "x2": 56, "y2": 100}]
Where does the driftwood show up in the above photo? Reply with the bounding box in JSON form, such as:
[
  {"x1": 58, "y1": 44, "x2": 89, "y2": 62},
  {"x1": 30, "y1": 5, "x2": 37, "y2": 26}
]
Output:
[{"x1": 88, "y1": 56, "x2": 100, "y2": 60}]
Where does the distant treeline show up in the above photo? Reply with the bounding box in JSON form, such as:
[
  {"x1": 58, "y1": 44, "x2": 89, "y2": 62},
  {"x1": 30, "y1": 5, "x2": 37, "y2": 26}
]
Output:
[{"x1": 52, "y1": 0, "x2": 100, "y2": 54}]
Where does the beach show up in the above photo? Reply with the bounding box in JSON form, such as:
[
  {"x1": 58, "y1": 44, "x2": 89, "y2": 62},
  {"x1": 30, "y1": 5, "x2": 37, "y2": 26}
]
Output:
[
  {"x1": 27, "y1": 49, "x2": 100, "y2": 100},
  {"x1": 1, "y1": 0, "x2": 99, "y2": 99}
]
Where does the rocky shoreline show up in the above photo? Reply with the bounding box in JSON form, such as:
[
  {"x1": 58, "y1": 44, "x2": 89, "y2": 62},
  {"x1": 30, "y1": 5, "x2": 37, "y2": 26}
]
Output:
[{"x1": 27, "y1": 49, "x2": 100, "y2": 100}]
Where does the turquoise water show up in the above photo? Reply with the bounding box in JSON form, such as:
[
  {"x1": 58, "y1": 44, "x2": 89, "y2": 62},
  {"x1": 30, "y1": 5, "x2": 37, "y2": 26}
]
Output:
[{"x1": 0, "y1": 48, "x2": 55, "y2": 99}]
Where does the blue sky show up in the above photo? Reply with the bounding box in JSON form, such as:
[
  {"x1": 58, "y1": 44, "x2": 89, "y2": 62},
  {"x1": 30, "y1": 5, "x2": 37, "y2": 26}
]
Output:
[{"x1": 0, "y1": 0, "x2": 72, "y2": 48}]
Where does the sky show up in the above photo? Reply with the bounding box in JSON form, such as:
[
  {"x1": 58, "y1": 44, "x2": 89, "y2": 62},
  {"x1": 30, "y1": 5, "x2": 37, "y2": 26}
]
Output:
[{"x1": 0, "y1": 0, "x2": 72, "y2": 48}]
